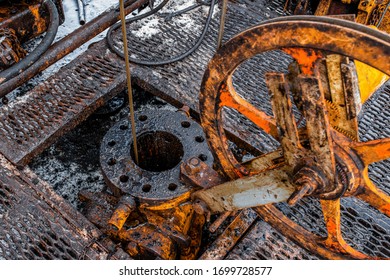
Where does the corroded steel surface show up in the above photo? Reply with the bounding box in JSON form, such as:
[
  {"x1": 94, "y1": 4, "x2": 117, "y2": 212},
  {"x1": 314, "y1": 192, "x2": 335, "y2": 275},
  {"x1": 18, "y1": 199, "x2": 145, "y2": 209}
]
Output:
[
  {"x1": 0, "y1": 0, "x2": 285, "y2": 166},
  {"x1": 0, "y1": 0, "x2": 388, "y2": 260},
  {"x1": 0, "y1": 154, "x2": 129, "y2": 260},
  {"x1": 117, "y1": 0, "x2": 292, "y2": 152},
  {"x1": 97, "y1": 108, "x2": 212, "y2": 259},
  {"x1": 0, "y1": 0, "x2": 149, "y2": 165},
  {"x1": 100, "y1": 109, "x2": 213, "y2": 201},
  {"x1": 0, "y1": 0, "x2": 148, "y2": 96},
  {"x1": 200, "y1": 209, "x2": 257, "y2": 260},
  {"x1": 0, "y1": 0, "x2": 64, "y2": 43},
  {"x1": 198, "y1": 16, "x2": 390, "y2": 259},
  {"x1": 0, "y1": 0, "x2": 63, "y2": 72},
  {"x1": 226, "y1": 220, "x2": 320, "y2": 260},
  {"x1": 0, "y1": 42, "x2": 124, "y2": 166}
]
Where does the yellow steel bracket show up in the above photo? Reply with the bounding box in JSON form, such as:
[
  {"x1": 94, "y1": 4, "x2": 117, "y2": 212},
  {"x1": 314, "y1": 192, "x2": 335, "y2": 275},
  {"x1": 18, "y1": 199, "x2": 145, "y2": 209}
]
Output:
[{"x1": 354, "y1": 20, "x2": 389, "y2": 103}]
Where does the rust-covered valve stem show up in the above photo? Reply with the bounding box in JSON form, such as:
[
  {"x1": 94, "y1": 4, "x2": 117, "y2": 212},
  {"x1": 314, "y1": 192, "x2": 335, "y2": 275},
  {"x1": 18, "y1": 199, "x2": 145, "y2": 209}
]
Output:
[
  {"x1": 108, "y1": 195, "x2": 136, "y2": 230},
  {"x1": 288, "y1": 166, "x2": 328, "y2": 206}
]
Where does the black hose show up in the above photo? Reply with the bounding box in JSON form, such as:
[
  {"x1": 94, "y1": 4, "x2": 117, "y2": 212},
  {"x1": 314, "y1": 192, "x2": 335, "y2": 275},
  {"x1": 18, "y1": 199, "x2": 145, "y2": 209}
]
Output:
[
  {"x1": 106, "y1": 0, "x2": 216, "y2": 66},
  {"x1": 0, "y1": 0, "x2": 59, "y2": 83}
]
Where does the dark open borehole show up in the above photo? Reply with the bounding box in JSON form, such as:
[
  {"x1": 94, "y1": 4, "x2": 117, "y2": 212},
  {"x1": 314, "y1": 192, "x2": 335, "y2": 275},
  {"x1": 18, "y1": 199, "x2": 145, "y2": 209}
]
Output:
[{"x1": 131, "y1": 131, "x2": 184, "y2": 172}]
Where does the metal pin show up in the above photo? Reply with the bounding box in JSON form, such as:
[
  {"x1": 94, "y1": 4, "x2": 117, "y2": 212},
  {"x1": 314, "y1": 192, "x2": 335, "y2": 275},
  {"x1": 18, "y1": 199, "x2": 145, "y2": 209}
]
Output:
[
  {"x1": 216, "y1": 0, "x2": 228, "y2": 49},
  {"x1": 209, "y1": 211, "x2": 234, "y2": 233},
  {"x1": 376, "y1": 2, "x2": 390, "y2": 28},
  {"x1": 119, "y1": 0, "x2": 139, "y2": 165},
  {"x1": 76, "y1": 0, "x2": 87, "y2": 25},
  {"x1": 287, "y1": 183, "x2": 313, "y2": 206}
]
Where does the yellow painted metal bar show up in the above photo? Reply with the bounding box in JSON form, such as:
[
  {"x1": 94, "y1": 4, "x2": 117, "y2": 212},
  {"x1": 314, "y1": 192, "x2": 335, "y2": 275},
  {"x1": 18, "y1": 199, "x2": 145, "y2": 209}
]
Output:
[
  {"x1": 355, "y1": 60, "x2": 389, "y2": 103},
  {"x1": 355, "y1": 26, "x2": 389, "y2": 104}
]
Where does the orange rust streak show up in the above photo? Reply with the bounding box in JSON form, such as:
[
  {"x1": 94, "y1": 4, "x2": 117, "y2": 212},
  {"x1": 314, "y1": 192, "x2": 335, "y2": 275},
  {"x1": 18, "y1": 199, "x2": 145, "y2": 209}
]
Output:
[
  {"x1": 116, "y1": 225, "x2": 176, "y2": 259},
  {"x1": 283, "y1": 48, "x2": 322, "y2": 76},
  {"x1": 357, "y1": 170, "x2": 390, "y2": 217},
  {"x1": 108, "y1": 207, "x2": 132, "y2": 230},
  {"x1": 219, "y1": 86, "x2": 279, "y2": 138},
  {"x1": 321, "y1": 199, "x2": 342, "y2": 243},
  {"x1": 320, "y1": 199, "x2": 368, "y2": 259},
  {"x1": 142, "y1": 192, "x2": 191, "y2": 211},
  {"x1": 29, "y1": 4, "x2": 48, "y2": 34},
  {"x1": 351, "y1": 138, "x2": 390, "y2": 165}
]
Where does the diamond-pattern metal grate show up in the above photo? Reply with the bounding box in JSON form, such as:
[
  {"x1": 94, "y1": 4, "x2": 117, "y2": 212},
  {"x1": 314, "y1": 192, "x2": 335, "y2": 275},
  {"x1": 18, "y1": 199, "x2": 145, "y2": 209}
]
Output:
[
  {"x1": 0, "y1": 155, "x2": 129, "y2": 260},
  {"x1": 0, "y1": 0, "x2": 388, "y2": 259}
]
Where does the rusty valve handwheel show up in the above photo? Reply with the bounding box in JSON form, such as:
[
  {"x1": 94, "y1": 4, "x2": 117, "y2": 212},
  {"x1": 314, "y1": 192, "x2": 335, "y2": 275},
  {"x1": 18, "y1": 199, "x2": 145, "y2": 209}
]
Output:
[{"x1": 199, "y1": 16, "x2": 390, "y2": 259}]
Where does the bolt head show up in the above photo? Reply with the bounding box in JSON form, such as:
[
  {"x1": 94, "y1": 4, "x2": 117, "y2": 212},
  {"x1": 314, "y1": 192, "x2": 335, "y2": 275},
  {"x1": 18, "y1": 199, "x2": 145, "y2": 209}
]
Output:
[{"x1": 189, "y1": 157, "x2": 200, "y2": 167}]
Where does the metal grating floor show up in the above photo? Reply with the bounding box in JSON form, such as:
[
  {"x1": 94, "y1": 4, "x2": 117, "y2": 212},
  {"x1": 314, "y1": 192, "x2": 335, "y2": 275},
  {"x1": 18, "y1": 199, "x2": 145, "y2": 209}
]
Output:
[
  {"x1": 0, "y1": 155, "x2": 130, "y2": 260},
  {"x1": 0, "y1": 46, "x2": 125, "y2": 166}
]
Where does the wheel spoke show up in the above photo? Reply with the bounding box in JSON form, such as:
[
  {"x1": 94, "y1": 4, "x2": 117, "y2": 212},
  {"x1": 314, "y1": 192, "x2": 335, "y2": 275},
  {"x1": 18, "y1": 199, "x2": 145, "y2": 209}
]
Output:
[
  {"x1": 351, "y1": 138, "x2": 390, "y2": 166},
  {"x1": 356, "y1": 170, "x2": 390, "y2": 217},
  {"x1": 219, "y1": 78, "x2": 279, "y2": 139},
  {"x1": 320, "y1": 199, "x2": 368, "y2": 259},
  {"x1": 266, "y1": 73, "x2": 303, "y2": 166}
]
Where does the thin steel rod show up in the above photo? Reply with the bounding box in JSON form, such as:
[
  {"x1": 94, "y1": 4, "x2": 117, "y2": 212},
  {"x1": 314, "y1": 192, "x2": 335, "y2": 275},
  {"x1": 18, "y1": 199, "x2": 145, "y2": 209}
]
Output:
[
  {"x1": 76, "y1": 0, "x2": 87, "y2": 25},
  {"x1": 216, "y1": 0, "x2": 228, "y2": 49},
  {"x1": 119, "y1": 0, "x2": 139, "y2": 165}
]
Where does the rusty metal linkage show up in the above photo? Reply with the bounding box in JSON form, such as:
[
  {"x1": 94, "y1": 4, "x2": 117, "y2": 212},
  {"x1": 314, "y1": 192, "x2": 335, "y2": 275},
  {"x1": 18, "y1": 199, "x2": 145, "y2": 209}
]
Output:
[
  {"x1": 196, "y1": 15, "x2": 390, "y2": 259},
  {"x1": 0, "y1": 28, "x2": 26, "y2": 68}
]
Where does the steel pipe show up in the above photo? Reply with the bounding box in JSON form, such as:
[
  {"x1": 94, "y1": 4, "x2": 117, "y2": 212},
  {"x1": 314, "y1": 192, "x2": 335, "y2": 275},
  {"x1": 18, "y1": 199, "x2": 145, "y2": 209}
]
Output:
[{"x1": 0, "y1": 0, "x2": 149, "y2": 97}]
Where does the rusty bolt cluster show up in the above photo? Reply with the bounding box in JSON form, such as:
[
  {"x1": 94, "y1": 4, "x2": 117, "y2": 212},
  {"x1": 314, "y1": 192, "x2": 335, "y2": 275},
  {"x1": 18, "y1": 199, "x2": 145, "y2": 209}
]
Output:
[
  {"x1": 184, "y1": 157, "x2": 202, "y2": 175},
  {"x1": 288, "y1": 166, "x2": 328, "y2": 205},
  {"x1": 0, "y1": 28, "x2": 26, "y2": 67}
]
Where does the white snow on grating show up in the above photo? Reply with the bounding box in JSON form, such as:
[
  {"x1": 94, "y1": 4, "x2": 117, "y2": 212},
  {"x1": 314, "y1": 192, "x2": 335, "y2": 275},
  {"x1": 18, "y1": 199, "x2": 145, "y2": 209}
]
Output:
[
  {"x1": 163, "y1": 0, "x2": 197, "y2": 13},
  {"x1": 31, "y1": 146, "x2": 106, "y2": 209},
  {"x1": 131, "y1": 18, "x2": 161, "y2": 39},
  {"x1": 129, "y1": 0, "x2": 220, "y2": 40}
]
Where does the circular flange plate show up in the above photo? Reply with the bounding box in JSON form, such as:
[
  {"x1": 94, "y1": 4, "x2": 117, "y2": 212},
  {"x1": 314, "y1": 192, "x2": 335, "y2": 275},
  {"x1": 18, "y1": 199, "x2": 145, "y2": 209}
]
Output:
[{"x1": 100, "y1": 108, "x2": 213, "y2": 205}]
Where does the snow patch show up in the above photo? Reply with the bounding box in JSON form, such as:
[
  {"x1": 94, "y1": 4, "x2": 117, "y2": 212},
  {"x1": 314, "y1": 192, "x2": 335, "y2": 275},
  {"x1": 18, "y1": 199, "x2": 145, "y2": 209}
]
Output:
[{"x1": 131, "y1": 18, "x2": 161, "y2": 39}]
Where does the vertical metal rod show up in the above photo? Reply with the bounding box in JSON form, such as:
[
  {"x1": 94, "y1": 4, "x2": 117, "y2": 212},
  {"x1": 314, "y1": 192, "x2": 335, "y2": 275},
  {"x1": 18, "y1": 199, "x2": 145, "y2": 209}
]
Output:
[
  {"x1": 119, "y1": 0, "x2": 139, "y2": 164},
  {"x1": 216, "y1": 0, "x2": 228, "y2": 49},
  {"x1": 76, "y1": 0, "x2": 86, "y2": 25}
]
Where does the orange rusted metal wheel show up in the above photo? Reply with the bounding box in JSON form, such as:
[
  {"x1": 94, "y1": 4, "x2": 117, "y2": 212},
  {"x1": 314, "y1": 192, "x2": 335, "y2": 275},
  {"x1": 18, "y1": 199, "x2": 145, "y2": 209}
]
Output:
[{"x1": 199, "y1": 16, "x2": 390, "y2": 259}]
